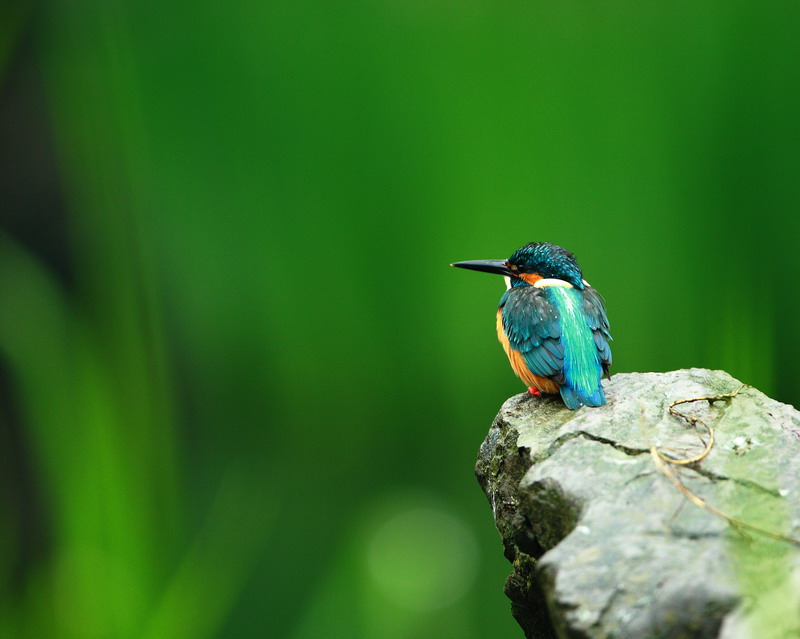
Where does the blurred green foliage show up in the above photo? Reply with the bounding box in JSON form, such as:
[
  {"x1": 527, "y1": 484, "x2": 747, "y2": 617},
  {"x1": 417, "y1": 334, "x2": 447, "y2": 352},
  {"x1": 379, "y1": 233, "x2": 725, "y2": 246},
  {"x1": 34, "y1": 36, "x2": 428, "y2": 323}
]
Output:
[{"x1": 1, "y1": 0, "x2": 799, "y2": 637}]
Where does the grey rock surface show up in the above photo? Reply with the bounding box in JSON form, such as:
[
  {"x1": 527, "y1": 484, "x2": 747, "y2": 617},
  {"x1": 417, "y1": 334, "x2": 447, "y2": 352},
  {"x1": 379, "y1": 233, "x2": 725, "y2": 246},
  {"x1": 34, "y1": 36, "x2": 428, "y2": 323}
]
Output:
[{"x1": 476, "y1": 369, "x2": 800, "y2": 639}]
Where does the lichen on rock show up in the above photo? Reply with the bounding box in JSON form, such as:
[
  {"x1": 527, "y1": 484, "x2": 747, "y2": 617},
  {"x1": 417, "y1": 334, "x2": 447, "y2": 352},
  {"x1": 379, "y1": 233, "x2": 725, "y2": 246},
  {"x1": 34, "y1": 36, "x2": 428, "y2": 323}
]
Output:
[{"x1": 475, "y1": 369, "x2": 800, "y2": 639}]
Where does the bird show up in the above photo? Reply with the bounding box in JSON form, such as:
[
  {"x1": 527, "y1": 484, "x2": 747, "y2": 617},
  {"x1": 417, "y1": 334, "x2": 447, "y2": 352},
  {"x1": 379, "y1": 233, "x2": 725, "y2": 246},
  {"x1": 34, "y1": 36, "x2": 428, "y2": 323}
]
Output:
[{"x1": 451, "y1": 242, "x2": 612, "y2": 410}]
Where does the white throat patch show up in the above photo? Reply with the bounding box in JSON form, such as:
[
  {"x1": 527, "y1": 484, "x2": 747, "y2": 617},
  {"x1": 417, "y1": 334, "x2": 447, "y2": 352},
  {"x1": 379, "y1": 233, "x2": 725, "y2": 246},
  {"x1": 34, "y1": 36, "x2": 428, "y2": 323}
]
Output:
[{"x1": 534, "y1": 278, "x2": 574, "y2": 289}]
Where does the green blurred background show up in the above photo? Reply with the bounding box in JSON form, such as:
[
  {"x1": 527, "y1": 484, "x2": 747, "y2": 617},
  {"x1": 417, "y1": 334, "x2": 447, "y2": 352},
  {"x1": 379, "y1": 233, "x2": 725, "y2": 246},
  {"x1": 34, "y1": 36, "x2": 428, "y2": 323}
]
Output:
[{"x1": 1, "y1": 1, "x2": 799, "y2": 637}]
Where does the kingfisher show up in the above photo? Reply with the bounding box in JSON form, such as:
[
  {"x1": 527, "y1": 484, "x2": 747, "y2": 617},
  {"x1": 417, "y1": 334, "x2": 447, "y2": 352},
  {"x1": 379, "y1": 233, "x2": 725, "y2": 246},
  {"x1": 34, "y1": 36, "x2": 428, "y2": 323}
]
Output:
[{"x1": 452, "y1": 242, "x2": 612, "y2": 409}]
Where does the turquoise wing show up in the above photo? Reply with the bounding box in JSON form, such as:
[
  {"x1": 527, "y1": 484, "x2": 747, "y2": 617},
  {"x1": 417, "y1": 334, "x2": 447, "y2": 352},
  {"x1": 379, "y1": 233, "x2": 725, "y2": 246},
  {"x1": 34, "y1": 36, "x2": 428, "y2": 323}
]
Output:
[
  {"x1": 582, "y1": 285, "x2": 613, "y2": 377},
  {"x1": 499, "y1": 286, "x2": 566, "y2": 384}
]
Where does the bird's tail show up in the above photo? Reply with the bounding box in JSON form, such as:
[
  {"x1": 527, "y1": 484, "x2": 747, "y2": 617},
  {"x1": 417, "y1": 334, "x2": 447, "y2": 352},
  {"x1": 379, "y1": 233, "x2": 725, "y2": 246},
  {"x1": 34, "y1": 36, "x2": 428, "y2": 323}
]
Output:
[{"x1": 560, "y1": 383, "x2": 606, "y2": 410}]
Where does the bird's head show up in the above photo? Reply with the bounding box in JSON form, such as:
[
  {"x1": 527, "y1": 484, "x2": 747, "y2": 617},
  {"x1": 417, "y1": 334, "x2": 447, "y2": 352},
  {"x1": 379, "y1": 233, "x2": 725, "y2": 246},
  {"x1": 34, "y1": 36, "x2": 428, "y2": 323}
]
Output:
[{"x1": 451, "y1": 242, "x2": 585, "y2": 290}]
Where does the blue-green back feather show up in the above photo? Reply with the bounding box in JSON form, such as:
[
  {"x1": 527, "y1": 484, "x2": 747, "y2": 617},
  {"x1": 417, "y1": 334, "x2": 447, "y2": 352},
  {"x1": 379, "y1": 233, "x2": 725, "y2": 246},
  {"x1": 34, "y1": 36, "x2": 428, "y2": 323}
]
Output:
[{"x1": 545, "y1": 286, "x2": 605, "y2": 408}]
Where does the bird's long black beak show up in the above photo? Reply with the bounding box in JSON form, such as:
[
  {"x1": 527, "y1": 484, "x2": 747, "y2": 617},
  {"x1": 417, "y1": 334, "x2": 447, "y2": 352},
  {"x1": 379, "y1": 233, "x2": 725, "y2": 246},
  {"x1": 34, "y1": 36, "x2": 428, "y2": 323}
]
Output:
[{"x1": 450, "y1": 259, "x2": 512, "y2": 276}]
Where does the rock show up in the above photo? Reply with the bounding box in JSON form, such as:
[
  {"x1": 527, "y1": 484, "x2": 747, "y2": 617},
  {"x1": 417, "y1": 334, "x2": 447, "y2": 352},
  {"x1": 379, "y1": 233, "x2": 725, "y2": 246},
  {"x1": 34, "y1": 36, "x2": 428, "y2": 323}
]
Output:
[{"x1": 476, "y1": 369, "x2": 800, "y2": 639}]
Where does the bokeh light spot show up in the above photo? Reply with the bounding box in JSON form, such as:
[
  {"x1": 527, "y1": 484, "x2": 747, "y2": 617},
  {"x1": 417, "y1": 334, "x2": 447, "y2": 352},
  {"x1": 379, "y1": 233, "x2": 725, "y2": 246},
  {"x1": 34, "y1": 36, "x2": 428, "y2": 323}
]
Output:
[{"x1": 366, "y1": 506, "x2": 479, "y2": 611}]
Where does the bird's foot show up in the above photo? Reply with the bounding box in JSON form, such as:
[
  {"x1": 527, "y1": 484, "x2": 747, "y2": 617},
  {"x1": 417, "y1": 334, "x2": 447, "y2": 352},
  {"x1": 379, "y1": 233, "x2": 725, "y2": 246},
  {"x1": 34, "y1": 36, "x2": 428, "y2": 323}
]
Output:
[{"x1": 527, "y1": 386, "x2": 541, "y2": 396}]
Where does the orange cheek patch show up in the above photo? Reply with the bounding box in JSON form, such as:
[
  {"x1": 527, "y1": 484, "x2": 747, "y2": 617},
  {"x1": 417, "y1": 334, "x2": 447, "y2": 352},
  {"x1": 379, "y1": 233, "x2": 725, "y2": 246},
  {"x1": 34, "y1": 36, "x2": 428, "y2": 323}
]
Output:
[
  {"x1": 496, "y1": 310, "x2": 559, "y2": 394},
  {"x1": 518, "y1": 272, "x2": 543, "y2": 286}
]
